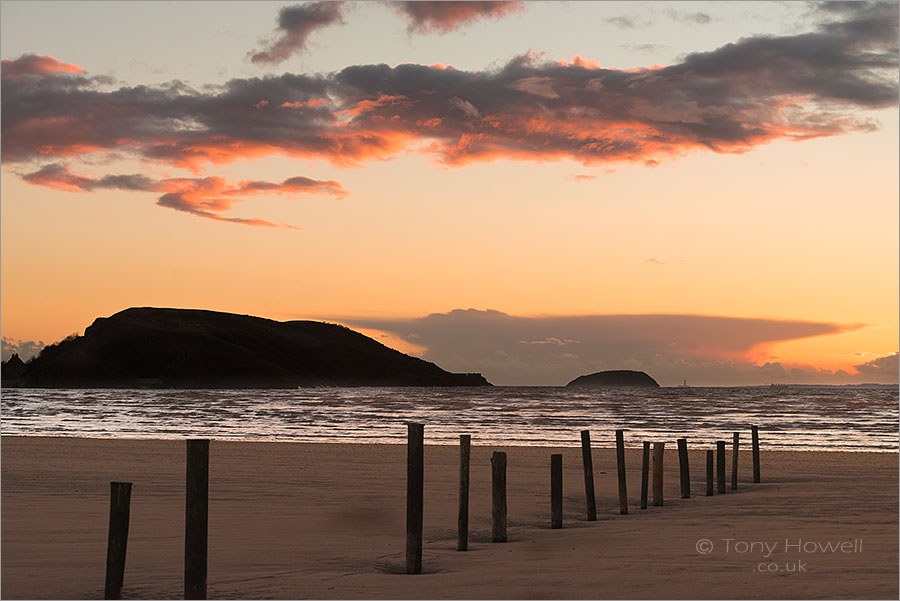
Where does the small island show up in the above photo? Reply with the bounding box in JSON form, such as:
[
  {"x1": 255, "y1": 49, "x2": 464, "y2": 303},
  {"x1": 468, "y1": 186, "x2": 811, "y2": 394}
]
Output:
[{"x1": 565, "y1": 370, "x2": 660, "y2": 388}]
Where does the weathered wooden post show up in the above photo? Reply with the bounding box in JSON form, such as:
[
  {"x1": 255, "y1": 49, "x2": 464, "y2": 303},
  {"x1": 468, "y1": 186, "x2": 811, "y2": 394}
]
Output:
[
  {"x1": 706, "y1": 450, "x2": 714, "y2": 496},
  {"x1": 406, "y1": 423, "x2": 424, "y2": 574},
  {"x1": 752, "y1": 425, "x2": 761, "y2": 483},
  {"x1": 104, "y1": 482, "x2": 132, "y2": 600},
  {"x1": 551, "y1": 453, "x2": 563, "y2": 529},
  {"x1": 652, "y1": 442, "x2": 664, "y2": 506},
  {"x1": 580, "y1": 430, "x2": 597, "y2": 521},
  {"x1": 731, "y1": 432, "x2": 740, "y2": 491},
  {"x1": 185, "y1": 439, "x2": 209, "y2": 600},
  {"x1": 615, "y1": 429, "x2": 628, "y2": 515},
  {"x1": 640, "y1": 441, "x2": 650, "y2": 509},
  {"x1": 677, "y1": 438, "x2": 690, "y2": 499},
  {"x1": 491, "y1": 451, "x2": 508, "y2": 542},
  {"x1": 457, "y1": 434, "x2": 470, "y2": 551},
  {"x1": 716, "y1": 440, "x2": 726, "y2": 494}
]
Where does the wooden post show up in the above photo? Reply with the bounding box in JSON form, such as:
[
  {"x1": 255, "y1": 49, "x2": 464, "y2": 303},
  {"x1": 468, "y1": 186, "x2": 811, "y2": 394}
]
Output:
[
  {"x1": 731, "y1": 432, "x2": 740, "y2": 491},
  {"x1": 491, "y1": 451, "x2": 507, "y2": 542},
  {"x1": 752, "y1": 425, "x2": 761, "y2": 483},
  {"x1": 677, "y1": 438, "x2": 690, "y2": 499},
  {"x1": 706, "y1": 450, "x2": 714, "y2": 496},
  {"x1": 551, "y1": 454, "x2": 563, "y2": 529},
  {"x1": 652, "y1": 442, "x2": 664, "y2": 506},
  {"x1": 406, "y1": 423, "x2": 424, "y2": 574},
  {"x1": 640, "y1": 441, "x2": 650, "y2": 509},
  {"x1": 457, "y1": 434, "x2": 470, "y2": 551},
  {"x1": 580, "y1": 430, "x2": 597, "y2": 521},
  {"x1": 615, "y1": 429, "x2": 628, "y2": 515},
  {"x1": 716, "y1": 440, "x2": 726, "y2": 494},
  {"x1": 185, "y1": 439, "x2": 209, "y2": 600},
  {"x1": 104, "y1": 482, "x2": 132, "y2": 600}
]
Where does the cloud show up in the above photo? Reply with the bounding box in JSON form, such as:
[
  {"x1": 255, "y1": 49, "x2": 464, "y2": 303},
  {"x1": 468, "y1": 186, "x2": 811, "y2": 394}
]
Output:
[
  {"x1": 2, "y1": 337, "x2": 45, "y2": 362},
  {"x1": 20, "y1": 163, "x2": 345, "y2": 227},
  {"x1": 854, "y1": 352, "x2": 899, "y2": 378},
  {"x1": 518, "y1": 337, "x2": 579, "y2": 346},
  {"x1": 2, "y1": 3, "x2": 896, "y2": 186},
  {"x1": 645, "y1": 258, "x2": 665, "y2": 265},
  {"x1": 619, "y1": 43, "x2": 667, "y2": 53},
  {"x1": 508, "y1": 75, "x2": 560, "y2": 99},
  {"x1": 343, "y1": 309, "x2": 869, "y2": 386},
  {"x1": 250, "y1": 2, "x2": 345, "y2": 65},
  {"x1": 569, "y1": 174, "x2": 596, "y2": 182},
  {"x1": 1, "y1": 54, "x2": 85, "y2": 77},
  {"x1": 392, "y1": 1, "x2": 525, "y2": 34},
  {"x1": 604, "y1": 7, "x2": 710, "y2": 29},
  {"x1": 602, "y1": 16, "x2": 650, "y2": 29},
  {"x1": 664, "y1": 9, "x2": 712, "y2": 24}
]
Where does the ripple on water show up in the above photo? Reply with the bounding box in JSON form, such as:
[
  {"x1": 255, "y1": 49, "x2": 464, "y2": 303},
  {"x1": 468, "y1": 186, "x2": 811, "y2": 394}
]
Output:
[{"x1": 0, "y1": 386, "x2": 897, "y2": 450}]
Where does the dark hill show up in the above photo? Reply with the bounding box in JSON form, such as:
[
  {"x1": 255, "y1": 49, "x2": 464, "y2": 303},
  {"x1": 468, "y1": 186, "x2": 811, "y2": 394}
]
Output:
[
  {"x1": 17, "y1": 308, "x2": 490, "y2": 388},
  {"x1": 566, "y1": 370, "x2": 659, "y2": 388}
]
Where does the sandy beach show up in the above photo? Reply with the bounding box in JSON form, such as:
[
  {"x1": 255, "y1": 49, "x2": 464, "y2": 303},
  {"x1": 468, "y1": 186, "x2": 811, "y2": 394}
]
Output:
[{"x1": 1, "y1": 436, "x2": 897, "y2": 599}]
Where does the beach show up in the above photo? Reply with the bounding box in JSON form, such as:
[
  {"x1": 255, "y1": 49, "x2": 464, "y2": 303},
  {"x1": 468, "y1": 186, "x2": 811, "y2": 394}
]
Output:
[{"x1": 1, "y1": 436, "x2": 897, "y2": 599}]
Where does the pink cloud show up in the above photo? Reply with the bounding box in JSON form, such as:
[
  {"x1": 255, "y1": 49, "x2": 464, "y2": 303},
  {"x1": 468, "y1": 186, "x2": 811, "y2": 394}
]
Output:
[
  {"x1": 20, "y1": 163, "x2": 345, "y2": 228},
  {"x1": 392, "y1": 1, "x2": 526, "y2": 34},
  {"x1": 1, "y1": 54, "x2": 86, "y2": 77}
]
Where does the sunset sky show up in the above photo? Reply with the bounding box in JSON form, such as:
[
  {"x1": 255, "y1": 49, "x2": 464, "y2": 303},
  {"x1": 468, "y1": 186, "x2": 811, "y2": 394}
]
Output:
[{"x1": 1, "y1": 1, "x2": 897, "y2": 385}]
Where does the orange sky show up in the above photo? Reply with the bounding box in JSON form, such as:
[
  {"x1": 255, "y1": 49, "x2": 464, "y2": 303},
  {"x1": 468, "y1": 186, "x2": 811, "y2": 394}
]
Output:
[{"x1": 1, "y1": 2, "x2": 897, "y2": 384}]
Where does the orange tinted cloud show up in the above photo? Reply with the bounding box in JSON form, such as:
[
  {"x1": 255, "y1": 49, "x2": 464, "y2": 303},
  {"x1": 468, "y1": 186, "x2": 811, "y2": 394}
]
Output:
[
  {"x1": 281, "y1": 98, "x2": 330, "y2": 108},
  {"x1": 20, "y1": 163, "x2": 345, "y2": 227},
  {"x1": 1, "y1": 54, "x2": 85, "y2": 77},
  {"x1": 558, "y1": 55, "x2": 603, "y2": 69},
  {"x1": 392, "y1": 1, "x2": 526, "y2": 34}
]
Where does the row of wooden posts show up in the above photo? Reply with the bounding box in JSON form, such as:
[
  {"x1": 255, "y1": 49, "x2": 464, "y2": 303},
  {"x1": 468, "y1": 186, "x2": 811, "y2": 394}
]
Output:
[
  {"x1": 405, "y1": 425, "x2": 762, "y2": 574},
  {"x1": 101, "y1": 427, "x2": 762, "y2": 597}
]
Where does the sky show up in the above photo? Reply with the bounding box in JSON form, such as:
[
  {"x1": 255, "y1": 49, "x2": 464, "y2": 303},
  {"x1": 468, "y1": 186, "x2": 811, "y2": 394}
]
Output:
[{"x1": 1, "y1": 1, "x2": 898, "y2": 386}]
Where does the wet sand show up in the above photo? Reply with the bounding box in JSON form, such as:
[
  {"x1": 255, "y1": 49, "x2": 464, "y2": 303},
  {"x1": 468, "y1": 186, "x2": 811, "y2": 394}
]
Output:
[{"x1": 1, "y1": 436, "x2": 897, "y2": 599}]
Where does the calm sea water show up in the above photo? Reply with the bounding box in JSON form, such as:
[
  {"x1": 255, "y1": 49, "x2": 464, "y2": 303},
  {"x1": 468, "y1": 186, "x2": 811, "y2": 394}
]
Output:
[{"x1": 1, "y1": 386, "x2": 896, "y2": 451}]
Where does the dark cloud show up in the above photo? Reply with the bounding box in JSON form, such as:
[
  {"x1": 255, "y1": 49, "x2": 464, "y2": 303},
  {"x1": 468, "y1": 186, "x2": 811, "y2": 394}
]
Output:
[
  {"x1": 345, "y1": 309, "x2": 862, "y2": 386},
  {"x1": 250, "y1": 2, "x2": 345, "y2": 65},
  {"x1": 392, "y1": 1, "x2": 525, "y2": 34},
  {"x1": 2, "y1": 337, "x2": 45, "y2": 362},
  {"x1": 20, "y1": 163, "x2": 345, "y2": 227},
  {"x1": 2, "y1": 3, "x2": 896, "y2": 182},
  {"x1": 854, "y1": 352, "x2": 899, "y2": 378}
]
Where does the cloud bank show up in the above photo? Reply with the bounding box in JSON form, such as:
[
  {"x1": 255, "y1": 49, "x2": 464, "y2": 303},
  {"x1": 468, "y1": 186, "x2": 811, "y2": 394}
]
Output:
[
  {"x1": 4, "y1": 3, "x2": 895, "y2": 169},
  {"x1": 855, "y1": 352, "x2": 899, "y2": 378},
  {"x1": 344, "y1": 309, "x2": 891, "y2": 386}
]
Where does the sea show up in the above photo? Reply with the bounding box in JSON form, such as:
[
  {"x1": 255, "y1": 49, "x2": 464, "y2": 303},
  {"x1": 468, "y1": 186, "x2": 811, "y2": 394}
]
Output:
[{"x1": 1, "y1": 385, "x2": 897, "y2": 451}]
